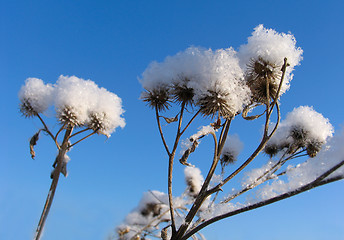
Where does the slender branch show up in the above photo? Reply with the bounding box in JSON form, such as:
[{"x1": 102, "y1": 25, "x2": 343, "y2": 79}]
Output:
[
  {"x1": 182, "y1": 160, "x2": 344, "y2": 240},
  {"x1": 54, "y1": 122, "x2": 67, "y2": 141},
  {"x1": 37, "y1": 114, "x2": 60, "y2": 149},
  {"x1": 69, "y1": 130, "x2": 97, "y2": 148},
  {"x1": 168, "y1": 102, "x2": 186, "y2": 235},
  {"x1": 69, "y1": 127, "x2": 92, "y2": 138},
  {"x1": 155, "y1": 107, "x2": 171, "y2": 156},
  {"x1": 209, "y1": 103, "x2": 281, "y2": 197},
  {"x1": 174, "y1": 131, "x2": 218, "y2": 240},
  {"x1": 34, "y1": 125, "x2": 74, "y2": 240},
  {"x1": 180, "y1": 109, "x2": 201, "y2": 136}
]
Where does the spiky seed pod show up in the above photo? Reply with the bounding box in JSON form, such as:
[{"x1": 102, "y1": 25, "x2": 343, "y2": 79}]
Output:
[
  {"x1": 186, "y1": 179, "x2": 197, "y2": 198},
  {"x1": 20, "y1": 99, "x2": 38, "y2": 117},
  {"x1": 306, "y1": 140, "x2": 323, "y2": 158},
  {"x1": 289, "y1": 126, "x2": 309, "y2": 151},
  {"x1": 246, "y1": 57, "x2": 281, "y2": 103},
  {"x1": 171, "y1": 77, "x2": 194, "y2": 107},
  {"x1": 57, "y1": 106, "x2": 80, "y2": 126},
  {"x1": 140, "y1": 203, "x2": 161, "y2": 217},
  {"x1": 197, "y1": 90, "x2": 233, "y2": 119},
  {"x1": 141, "y1": 86, "x2": 171, "y2": 112},
  {"x1": 87, "y1": 113, "x2": 105, "y2": 134},
  {"x1": 220, "y1": 152, "x2": 236, "y2": 166},
  {"x1": 264, "y1": 143, "x2": 279, "y2": 158}
]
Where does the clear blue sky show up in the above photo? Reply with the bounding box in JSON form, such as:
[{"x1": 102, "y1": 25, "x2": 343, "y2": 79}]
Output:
[{"x1": 1, "y1": 1, "x2": 343, "y2": 239}]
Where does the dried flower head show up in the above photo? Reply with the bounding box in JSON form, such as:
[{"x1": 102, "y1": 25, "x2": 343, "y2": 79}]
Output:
[
  {"x1": 171, "y1": 77, "x2": 194, "y2": 107},
  {"x1": 57, "y1": 106, "x2": 81, "y2": 126},
  {"x1": 220, "y1": 152, "x2": 236, "y2": 166},
  {"x1": 20, "y1": 99, "x2": 38, "y2": 117},
  {"x1": 197, "y1": 89, "x2": 234, "y2": 119},
  {"x1": 306, "y1": 140, "x2": 323, "y2": 158},
  {"x1": 140, "y1": 203, "x2": 161, "y2": 217},
  {"x1": 246, "y1": 57, "x2": 281, "y2": 103},
  {"x1": 141, "y1": 86, "x2": 171, "y2": 112}
]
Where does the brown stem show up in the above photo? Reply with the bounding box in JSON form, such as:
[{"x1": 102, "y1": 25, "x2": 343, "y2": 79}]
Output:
[
  {"x1": 180, "y1": 109, "x2": 201, "y2": 136},
  {"x1": 168, "y1": 102, "x2": 186, "y2": 235},
  {"x1": 182, "y1": 160, "x2": 344, "y2": 240},
  {"x1": 37, "y1": 114, "x2": 60, "y2": 149},
  {"x1": 69, "y1": 130, "x2": 97, "y2": 148},
  {"x1": 34, "y1": 125, "x2": 74, "y2": 240},
  {"x1": 156, "y1": 107, "x2": 171, "y2": 157},
  {"x1": 174, "y1": 132, "x2": 218, "y2": 240},
  {"x1": 69, "y1": 127, "x2": 92, "y2": 138}
]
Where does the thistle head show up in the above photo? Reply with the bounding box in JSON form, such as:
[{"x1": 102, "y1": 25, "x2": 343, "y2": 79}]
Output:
[
  {"x1": 171, "y1": 77, "x2": 194, "y2": 107},
  {"x1": 141, "y1": 86, "x2": 171, "y2": 112},
  {"x1": 246, "y1": 57, "x2": 281, "y2": 103},
  {"x1": 197, "y1": 89, "x2": 234, "y2": 119}
]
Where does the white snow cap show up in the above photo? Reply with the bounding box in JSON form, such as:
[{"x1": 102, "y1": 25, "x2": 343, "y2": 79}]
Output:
[
  {"x1": 55, "y1": 75, "x2": 125, "y2": 135},
  {"x1": 19, "y1": 75, "x2": 125, "y2": 136},
  {"x1": 222, "y1": 134, "x2": 244, "y2": 160},
  {"x1": 184, "y1": 166, "x2": 204, "y2": 195},
  {"x1": 140, "y1": 46, "x2": 251, "y2": 116},
  {"x1": 19, "y1": 78, "x2": 54, "y2": 114},
  {"x1": 269, "y1": 106, "x2": 333, "y2": 146},
  {"x1": 238, "y1": 24, "x2": 303, "y2": 95}
]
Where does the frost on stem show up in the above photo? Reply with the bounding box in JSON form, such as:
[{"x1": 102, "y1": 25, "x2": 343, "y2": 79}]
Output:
[{"x1": 264, "y1": 106, "x2": 333, "y2": 158}]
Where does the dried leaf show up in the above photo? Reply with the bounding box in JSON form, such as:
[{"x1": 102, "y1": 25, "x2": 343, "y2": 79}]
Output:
[
  {"x1": 161, "y1": 114, "x2": 178, "y2": 124},
  {"x1": 242, "y1": 104, "x2": 265, "y2": 120},
  {"x1": 179, "y1": 140, "x2": 198, "y2": 166},
  {"x1": 29, "y1": 130, "x2": 41, "y2": 159},
  {"x1": 210, "y1": 117, "x2": 222, "y2": 129}
]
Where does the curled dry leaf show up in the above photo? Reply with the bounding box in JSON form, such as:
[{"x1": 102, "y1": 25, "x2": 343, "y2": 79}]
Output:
[
  {"x1": 161, "y1": 114, "x2": 178, "y2": 124},
  {"x1": 29, "y1": 130, "x2": 41, "y2": 159},
  {"x1": 180, "y1": 140, "x2": 198, "y2": 166}
]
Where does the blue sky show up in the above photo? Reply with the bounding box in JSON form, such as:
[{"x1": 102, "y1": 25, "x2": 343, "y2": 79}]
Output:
[{"x1": 1, "y1": 1, "x2": 344, "y2": 239}]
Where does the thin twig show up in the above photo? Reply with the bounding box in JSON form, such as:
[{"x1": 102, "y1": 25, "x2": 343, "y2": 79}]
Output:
[
  {"x1": 182, "y1": 160, "x2": 344, "y2": 240},
  {"x1": 180, "y1": 109, "x2": 201, "y2": 136},
  {"x1": 37, "y1": 114, "x2": 60, "y2": 149},
  {"x1": 34, "y1": 125, "x2": 74, "y2": 240},
  {"x1": 156, "y1": 107, "x2": 171, "y2": 156},
  {"x1": 174, "y1": 131, "x2": 218, "y2": 240},
  {"x1": 70, "y1": 127, "x2": 92, "y2": 138},
  {"x1": 69, "y1": 130, "x2": 97, "y2": 148}
]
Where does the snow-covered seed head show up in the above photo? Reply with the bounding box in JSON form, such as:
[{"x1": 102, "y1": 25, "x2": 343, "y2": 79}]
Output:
[
  {"x1": 184, "y1": 167, "x2": 204, "y2": 198},
  {"x1": 57, "y1": 106, "x2": 81, "y2": 126},
  {"x1": 306, "y1": 140, "x2": 323, "y2": 158},
  {"x1": 246, "y1": 57, "x2": 282, "y2": 103},
  {"x1": 221, "y1": 135, "x2": 243, "y2": 165},
  {"x1": 141, "y1": 86, "x2": 171, "y2": 112},
  {"x1": 140, "y1": 203, "x2": 161, "y2": 217},
  {"x1": 20, "y1": 99, "x2": 38, "y2": 117},
  {"x1": 19, "y1": 78, "x2": 54, "y2": 117},
  {"x1": 220, "y1": 152, "x2": 236, "y2": 166},
  {"x1": 264, "y1": 143, "x2": 280, "y2": 158},
  {"x1": 290, "y1": 125, "x2": 308, "y2": 145}
]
